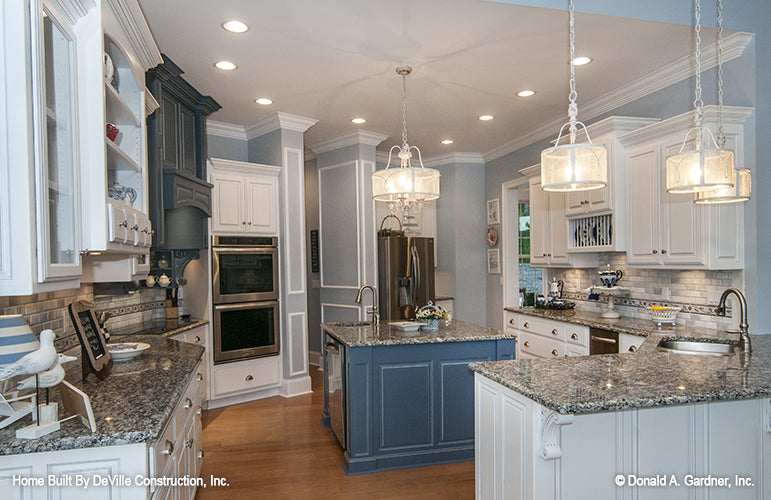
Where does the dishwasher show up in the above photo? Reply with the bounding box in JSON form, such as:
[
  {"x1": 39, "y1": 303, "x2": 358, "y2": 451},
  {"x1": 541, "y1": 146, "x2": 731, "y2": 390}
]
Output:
[
  {"x1": 589, "y1": 328, "x2": 619, "y2": 355},
  {"x1": 325, "y1": 334, "x2": 345, "y2": 448}
]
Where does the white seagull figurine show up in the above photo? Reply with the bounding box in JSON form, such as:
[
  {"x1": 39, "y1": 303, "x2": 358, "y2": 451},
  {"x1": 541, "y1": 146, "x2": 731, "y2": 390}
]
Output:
[
  {"x1": 0, "y1": 329, "x2": 57, "y2": 381},
  {"x1": 16, "y1": 352, "x2": 77, "y2": 390}
]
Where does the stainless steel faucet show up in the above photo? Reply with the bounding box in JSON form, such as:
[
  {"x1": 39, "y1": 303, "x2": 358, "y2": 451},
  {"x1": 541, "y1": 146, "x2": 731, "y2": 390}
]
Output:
[
  {"x1": 355, "y1": 284, "x2": 380, "y2": 325},
  {"x1": 716, "y1": 287, "x2": 751, "y2": 352}
]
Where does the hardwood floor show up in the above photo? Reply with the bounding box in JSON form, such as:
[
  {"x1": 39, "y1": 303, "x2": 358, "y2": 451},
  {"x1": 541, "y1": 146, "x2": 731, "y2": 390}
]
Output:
[{"x1": 197, "y1": 367, "x2": 475, "y2": 499}]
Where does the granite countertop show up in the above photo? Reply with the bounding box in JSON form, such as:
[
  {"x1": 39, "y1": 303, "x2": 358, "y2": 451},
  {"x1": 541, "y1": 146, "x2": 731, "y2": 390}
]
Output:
[
  {"x1": 322, "y1": 319, "x2": 515, "y2": 347},
  {"x1": 106, "y1": 318, "x2": 208, "y2": 338},
  {"x1": 505, "y1": 306, "x2": 723, "y2": 339},
  {"x1": 0, "y1": 332, "x2": 204, "y2": 455},
  {"x1": 470, "y1": 328, "x2": 770, "y2": 415}
]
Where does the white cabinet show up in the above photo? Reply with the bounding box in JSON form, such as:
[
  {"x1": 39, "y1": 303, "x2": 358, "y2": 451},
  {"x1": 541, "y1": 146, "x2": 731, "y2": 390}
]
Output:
[
  {"x1": 210, "y1": 158, "x2": 281, "y2": 236},
  {"x1": 522, "y1": 167, "x2": 597, "y2": 269},
  {"x1": 170, "y1": 324, "x2": 209, "y2": 402},
  {"x1": 508, "y1": 311, "x2": 589, "y2": 359},
  {"x1": 475, "y1": 374, "x2": 770, "y2": 500},
  {"x1": 620, "y1": 106, "x2": 750, "y2": 270},
  {"x1": 619, "y1": 332, "x2": 644, "y2": 353},
  {"x1": 211, "y1": 355, "x2": 280, "y2": 401}
]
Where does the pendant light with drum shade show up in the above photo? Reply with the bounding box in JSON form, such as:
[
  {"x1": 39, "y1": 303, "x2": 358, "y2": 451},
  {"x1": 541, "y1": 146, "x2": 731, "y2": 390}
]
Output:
[
  {"x1": 372, "y1": 66, "x2": 440, "y2": 216},
  {"x1": 694, "y1": 0, "x2": 750, "y2": 204},
  {"x1": 666, "y1": 0, "x2": 734, "y2": 194},
  {"x1": 540, "y1": 0, "x2": 607, "y2": 192}
]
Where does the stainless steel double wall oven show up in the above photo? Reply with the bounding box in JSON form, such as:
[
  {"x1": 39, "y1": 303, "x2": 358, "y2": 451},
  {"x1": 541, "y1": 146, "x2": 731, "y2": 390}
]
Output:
[{"x1": 211, "y1": 236, "x2": 279, "y2": 363}]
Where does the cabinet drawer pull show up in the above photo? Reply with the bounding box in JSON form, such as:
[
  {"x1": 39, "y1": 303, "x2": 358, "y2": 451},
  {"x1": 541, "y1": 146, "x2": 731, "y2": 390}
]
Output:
[
  {"x1": 186, "y1": 438, "x2": 194, "y2": 448},
  {"x1": 551, "y1": 349, "x2": 559, "y2": 356},
  {"x1": 245, "y1": 375, "x2": 254, "y2": 382},
  {"x1": 523, "y1": 341, "x2": 530, "y2": 347},
  {"x1": 652, "y1": 249, "x2": 658, "y2": 254},
  {"x1": 591, "y1": 336, "x2": 617, "y2": 344},
  {"x1": 551, "y1": 329, "x2": 558, "y2": 335},
  {"x1": 662, "y1": 249, "x2": 667, "y2": 254},
  {"x1": 523, "y1": 322, "x2": 529, "y2": 328},
  {"x1": 242, "y1": 221, "x2": 247, "y2": 225},
  {"x1": 198, "y1": 450, "x2": 205, "y2": 460},
  {"x1": 571, "y1": 333, "x2": 579, "y2": 340},
  {"x1": 184, "y1": 398, "x2": 193, "y2": 409},
  {"x1": 197, "y1": 406, "x2": 202, "y2": 416},
  {"x1": 196, "y1": 372, "x2": 203, "y2": 382},
  {"x1": 161, "y1": 440, "x2": 174, "y2": 455},
  {"x1": 628, "y1": 345, "x2": 638, "y2": 352},
  {"x1": 194, "y1": 336, "x2": 201, "y2": 343}
]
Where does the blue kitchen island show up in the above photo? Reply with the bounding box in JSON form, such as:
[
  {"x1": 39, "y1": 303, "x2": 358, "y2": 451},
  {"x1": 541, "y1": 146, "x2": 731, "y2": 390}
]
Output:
[{"x1": 321, "y1": 320, "x2": 516, "y2": 475}]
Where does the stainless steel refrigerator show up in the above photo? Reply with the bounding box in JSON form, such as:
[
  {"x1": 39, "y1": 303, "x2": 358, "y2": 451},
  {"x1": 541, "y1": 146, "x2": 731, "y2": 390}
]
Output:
[{"x1": 378, "y1": 235, "x2": 435, "y2": 321}]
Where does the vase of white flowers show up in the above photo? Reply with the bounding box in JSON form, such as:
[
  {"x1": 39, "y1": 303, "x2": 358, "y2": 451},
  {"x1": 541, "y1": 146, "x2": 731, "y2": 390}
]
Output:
[{"x1": 416, "y1": 301, "x2": 449, "y2": 330}]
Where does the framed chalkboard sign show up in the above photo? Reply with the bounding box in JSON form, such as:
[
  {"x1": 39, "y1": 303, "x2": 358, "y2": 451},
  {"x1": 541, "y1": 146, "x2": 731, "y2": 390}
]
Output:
[
  {"x1": 310, "y1": 229, "x2": 319, "y2": 274},
  {"x1": 68, "y1": 301, "x2": 112, "y2": 380}
]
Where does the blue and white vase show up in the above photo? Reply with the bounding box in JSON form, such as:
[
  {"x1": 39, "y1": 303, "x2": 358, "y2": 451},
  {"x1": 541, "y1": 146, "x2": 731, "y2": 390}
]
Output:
[{"x1": 422, "y1": 318, "x2": 440, "y2": 330}]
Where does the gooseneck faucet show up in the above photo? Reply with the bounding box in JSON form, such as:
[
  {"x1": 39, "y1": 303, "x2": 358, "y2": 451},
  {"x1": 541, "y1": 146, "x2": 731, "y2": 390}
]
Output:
[
  {"x1": 355, "y1": 284, "x2": 380, "y2": 326},
  {"x1": 716, "y1": 287, "x2": 751, "y2": 352}
]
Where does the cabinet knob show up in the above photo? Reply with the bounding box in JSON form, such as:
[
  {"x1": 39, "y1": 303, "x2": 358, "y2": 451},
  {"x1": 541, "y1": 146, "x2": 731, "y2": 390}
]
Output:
[
  {"x1": 248, "y1": 221, "x2": 252, "y2": 225},
  {"x1": 542, "y1": 253, "x2": 547, "y2": 257},
  {"x1": 551, "y1": 349, "x2": 559, "y2": 356},
  {"x1": 198, "y1": 450, "x2": 205, "y2": 460},
  {"x1": 523, "y1": 341, "x2": 530, "y2": 347},
  {"x1": 196, "y1": 372, "x2": 203, "y2": 382},
  {"x1": 547, "y1": 253, "x2": 551, "y2": 257},
  {"x1": 197, "y1": 405, "x2": 202, "y2": 415},
  {"x1": 245, "y1": 375, "x2": 254, "y2": 382},
  {"x1": 628, "y1": 345, "x2": 638, "y2": 353},
  {"x1": 523, "y1": 322, "x2": 529, "y2": 328},
  {"x1": 242, "y1": 221, "x2": 247, "y2": 225},
  {"x1": 509, "y1": 319, "x2": 515, "y2": 325},
  {"x1": 161, "y1": 440, "x2": 174, "y2": 455},
  {"x1": 571, "y1": 333, "x2": 578, "y2": 340},
  {"x1": 119, "y1": 221, "x2": 128, "y2": 228},
  {"x1": 194, "y1": 336, "x2": 201, "y2": 343},
  {"x1": 184, "y1": 398, "x2": 193, "y2": 409},
  {"x1": 652, "y1": 249, "x2": 658, "y2": 254},
  {"x1": 186, "y1": 438, "x2": 194, "y2": 448},
  {"x1": 131, "y1": 224, "x2": 139, "y2": 231},
  {"x1": 662, "y1": 249, "x2": 667, "y2": 254},
  {"x1": 551, "y1": 329, "x2": 558, "y2": 335},
  {"x1": 141, "y1": 228, "x2": 149, "y2": 233}
]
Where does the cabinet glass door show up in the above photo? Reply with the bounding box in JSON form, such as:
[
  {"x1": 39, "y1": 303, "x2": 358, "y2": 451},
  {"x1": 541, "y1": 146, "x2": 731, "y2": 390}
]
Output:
[{"x1": 34, "y1": 5, "x2": 81, "y2": 279}]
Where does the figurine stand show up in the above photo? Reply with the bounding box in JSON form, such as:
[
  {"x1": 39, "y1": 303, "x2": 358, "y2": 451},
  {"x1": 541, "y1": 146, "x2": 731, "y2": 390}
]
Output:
[{"x1": 585, "y1": 286, "x2": 630, "y2": 319}]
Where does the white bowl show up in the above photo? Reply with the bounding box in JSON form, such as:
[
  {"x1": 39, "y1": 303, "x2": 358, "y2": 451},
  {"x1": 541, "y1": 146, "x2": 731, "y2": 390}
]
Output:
[
  {"x1": 107, "y1": 342, "x2": 150, "y2": 362},
  {"x1": 390, "y1": 321, "x2": 423, "y2": 332}
]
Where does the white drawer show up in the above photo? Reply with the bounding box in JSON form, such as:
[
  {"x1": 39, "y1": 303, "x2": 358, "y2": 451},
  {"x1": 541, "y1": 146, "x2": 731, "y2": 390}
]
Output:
[
  {"x1": 518, "y1": 316, "x2": 565, "y2": 341},
  {"x1": 504, "y1": 311, "x2": 519, "y2": 331},
  {"x1": 213, "y1": 356, "x2": 280, "y2": 397},
  {"x1": 619, "y1": 333, "x2": 645, "y2": 353},
  {"x1": 565, "y1": 324, "x2": 590, "y2": 347},
  {"x1": 518, "y1": 331, "x2": 564, "y2": 359},
  {"x1": 174, "y1": 373, "x2": 199, "y2": 437}
]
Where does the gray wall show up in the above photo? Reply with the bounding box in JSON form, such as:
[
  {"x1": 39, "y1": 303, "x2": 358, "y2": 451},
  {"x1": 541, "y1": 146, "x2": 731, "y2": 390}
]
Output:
[
  {"x1": 304, "y1": 156, "x2": 321, "y2": 361},
  {"x1": 207, "y1": 135, "x2": 247, "y2": 162}
]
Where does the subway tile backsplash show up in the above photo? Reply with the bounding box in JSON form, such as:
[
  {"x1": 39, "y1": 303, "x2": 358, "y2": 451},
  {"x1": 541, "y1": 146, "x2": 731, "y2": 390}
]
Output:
[
  {"x1": 0, "y1": 285, "x2": 166, "y2": 352},
  {"x1": 553, "y1": 253, "x2": 742, "y2": 330}
]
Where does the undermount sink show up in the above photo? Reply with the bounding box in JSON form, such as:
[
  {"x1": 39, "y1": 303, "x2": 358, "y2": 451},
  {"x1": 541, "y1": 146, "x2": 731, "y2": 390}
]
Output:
[
  {"x1": 332, "y1": 321, "x2": 372, "y2": 327},
  {"x1": 657, "y1": 339, "x2": 738, "y2": 356}
]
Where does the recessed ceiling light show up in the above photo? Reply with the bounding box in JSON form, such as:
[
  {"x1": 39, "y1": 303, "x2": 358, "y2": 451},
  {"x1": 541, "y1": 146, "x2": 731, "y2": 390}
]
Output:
[
  {"x1": 221, "y1": 20, "x2": 249, "y2": 33},
  {"x1": 478, "y1": 115, "x2": 494, "y2": 121},
  {"x1": 255, "y1": 98, "x2": 273, "y2": 105},
  {"x1": 572, "y1": 56, "x2": 592, "y2": 66},
  {"x1": 441, "y1": 139, "x2": 454, "y2": 145},
  {"x1": 351, "y1": 118, "x2": 366, "y2": 124},
  {"x1": 516, "y1": 90, "x2": 536, "y2": 97},
  {"x1": 214, "y1": 61, "x2": 237, "y2": 71}
]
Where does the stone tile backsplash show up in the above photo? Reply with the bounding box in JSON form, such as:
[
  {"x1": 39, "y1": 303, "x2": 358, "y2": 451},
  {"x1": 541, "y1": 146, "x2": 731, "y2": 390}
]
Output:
[
  {"x1": 552, "y1": 253, "x2": 743, "y2": 330},
  {"x1": 0, "y1": 285, "x2": 166, "y2": 352}
]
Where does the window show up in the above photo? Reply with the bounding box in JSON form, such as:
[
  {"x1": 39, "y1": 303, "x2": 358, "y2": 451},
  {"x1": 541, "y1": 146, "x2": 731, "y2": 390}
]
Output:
[{"x1": 518, "y1": 200, "x2": 542, "y2": 306}]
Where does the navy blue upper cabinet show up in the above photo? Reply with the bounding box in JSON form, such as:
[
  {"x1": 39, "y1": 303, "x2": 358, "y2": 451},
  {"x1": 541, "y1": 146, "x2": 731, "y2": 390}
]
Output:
[{"x1": 146, "y1": 54, "x2": 221, "y2": 249}]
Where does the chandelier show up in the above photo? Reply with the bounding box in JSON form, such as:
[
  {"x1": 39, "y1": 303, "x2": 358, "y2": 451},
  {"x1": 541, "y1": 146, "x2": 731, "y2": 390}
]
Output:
[
  {"x1": 666, "y1": 0, "x2": 734, "y2": 194},
  {"x1": 694, "y1": 0, "x2": 750, "y2": 204},
  {"x1": 540, "y1": 0, "x2": 607, "y2": 192},
  {"x1": 372, "y1": 66, "x2": 440, "y2": 215}
]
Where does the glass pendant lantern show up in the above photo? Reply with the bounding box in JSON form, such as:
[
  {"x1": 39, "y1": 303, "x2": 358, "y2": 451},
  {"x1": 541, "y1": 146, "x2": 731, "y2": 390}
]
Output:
[
  {"x1": 540, "y1": 0, "x2": 607, "y2": 192},
  {"x1": 372, "y1": 66, "x2": 440, "y2": 214}
]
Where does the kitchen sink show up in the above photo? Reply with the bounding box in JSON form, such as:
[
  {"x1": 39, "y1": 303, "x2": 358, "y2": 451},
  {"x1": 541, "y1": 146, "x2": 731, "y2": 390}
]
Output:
[
  {"x1": 657, "y1": 339, "x2": 737, "y2": 356},
  {"x1": 332, "y1": 321, "x2": 372, "y2": 327}
]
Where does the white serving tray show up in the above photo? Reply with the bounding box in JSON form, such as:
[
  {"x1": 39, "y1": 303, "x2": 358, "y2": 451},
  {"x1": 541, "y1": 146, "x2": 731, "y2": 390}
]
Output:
[{"x1": 390, "y1": 321, "x2": 423, "y2": 332}]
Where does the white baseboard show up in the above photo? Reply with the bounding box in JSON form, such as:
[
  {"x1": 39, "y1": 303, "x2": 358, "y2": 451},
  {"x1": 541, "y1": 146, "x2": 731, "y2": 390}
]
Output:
[
  {"x1": 205, "y1": 387, "x2": 281, "y2": 409},
  {"x1": 280, "y1": 375, "x2": 312, "y2": 398}
]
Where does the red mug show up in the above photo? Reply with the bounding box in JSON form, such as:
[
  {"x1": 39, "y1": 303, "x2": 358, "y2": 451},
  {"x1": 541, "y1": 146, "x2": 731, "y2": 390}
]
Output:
[{"x1": 106, "y1": 123, "x2": 119, "y2": 142}]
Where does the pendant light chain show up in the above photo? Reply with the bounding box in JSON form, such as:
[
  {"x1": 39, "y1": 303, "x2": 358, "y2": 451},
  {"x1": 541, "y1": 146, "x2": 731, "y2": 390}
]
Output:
[
  {"x1": 401, "y1": 71, "x2": 409, "y2": 150},
  {"x1": 716, "y1": 0, "x2": 725, "y2": 147},
  {"x1": 693, "y1": 0, "x2": 704, "y2": 130},
  {"x1": 568, "y1": 0, "x2": 578, "y2": 144}
]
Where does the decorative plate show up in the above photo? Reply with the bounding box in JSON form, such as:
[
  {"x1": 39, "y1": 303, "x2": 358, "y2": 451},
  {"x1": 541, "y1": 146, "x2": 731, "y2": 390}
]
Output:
[
  {"x1": 486, "y1": 226, "x2": 498, "y2": 247},
  {"x1": 107, "y1": 342, "x2": 150, "y2": 362},
  {"x1": 390, "y1": 321, "x2": 423, "y2": 332}
]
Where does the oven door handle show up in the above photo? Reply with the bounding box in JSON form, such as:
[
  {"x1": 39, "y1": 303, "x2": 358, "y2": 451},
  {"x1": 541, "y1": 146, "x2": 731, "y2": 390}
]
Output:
[{"x1": 325, "y1": 343, "x2": 340, "y2": 355}]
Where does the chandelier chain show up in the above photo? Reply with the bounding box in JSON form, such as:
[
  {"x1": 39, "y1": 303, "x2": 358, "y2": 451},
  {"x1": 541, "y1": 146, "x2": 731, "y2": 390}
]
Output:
[
  {"x1": 568, "y1": 0, "x2": 578, "y2": 142},
  {"x1": 693, "y1": 0, "x2": 703, "y2": 128},
  {"x1": 401, "y1": 72, "x2": 408, "y2": 150},
  {"x1": 717, "y1": 0, "x2": 725, "y2": 146}
]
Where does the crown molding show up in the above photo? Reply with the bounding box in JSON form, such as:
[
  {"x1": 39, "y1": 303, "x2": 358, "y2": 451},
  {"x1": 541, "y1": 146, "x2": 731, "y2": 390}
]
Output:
[
  {"x1": 105, "y1": 0, "x2": 163, "y2": 70},
  {"x1": 308, "y1": 130, "x2": 389, "y2": 154},
  {"x1": 51, "y1": 0, "x2": 96, "y2": 26},
  {"x1": 245, "y1": 112, "x2": 318, "y2": 140},
  {"x1": 483, "y1": 31, "x2": 753, "y2": 163},
  {"x1": 206, "y1": 120, "x2": 247, "y2": 140},
  {"x1": 550, "y1": 116, "x2": 661, "y2": 145},
  {"x1": 422, "y1": 152, "x2": 485, "y2": 168},
  {"x1": 518, "y1": 164, "x2": 541, "y2": 178},
  {"x1": 209, "y1": 157, "x2": 281, "y2": 176},
  {"x1": 617, "y1": 105, "x2": 754, "y2": 147}
]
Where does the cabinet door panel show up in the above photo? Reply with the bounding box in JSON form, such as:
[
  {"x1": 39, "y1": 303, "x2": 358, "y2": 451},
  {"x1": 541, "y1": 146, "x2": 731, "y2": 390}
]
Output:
[
  {"x1": 246, "y1": 179, "x2": 277, "y2": 234},
  {"x1": 180, "y1": 106, "x2": 196, "y2": 176},
  {"x1": 212, "y1": 175, "x2": 244, "y2": 233},
  {"x1": 529, "y1": 180, "x2": 547, "y2": 266},
  {"x1": 626, "y1": 147, "x2": 660, "y2": 265},
  {"x1": 548, "y1": 192, "x2": 569, "y2": 265},
  {"x1": 160, "y1": 95, "x2": 179, "y2": 170},
  {"x1": 662, "y1": 142, "x2": 704, "y2": 265}
]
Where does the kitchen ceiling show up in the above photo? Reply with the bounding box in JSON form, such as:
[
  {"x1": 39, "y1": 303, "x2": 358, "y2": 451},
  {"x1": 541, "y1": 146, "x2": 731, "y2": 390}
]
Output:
[{"x1": 136, "y1": 0, "x2": 720, "y2": 158}]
